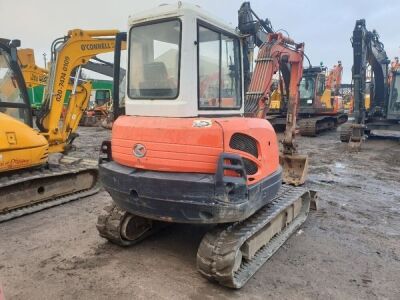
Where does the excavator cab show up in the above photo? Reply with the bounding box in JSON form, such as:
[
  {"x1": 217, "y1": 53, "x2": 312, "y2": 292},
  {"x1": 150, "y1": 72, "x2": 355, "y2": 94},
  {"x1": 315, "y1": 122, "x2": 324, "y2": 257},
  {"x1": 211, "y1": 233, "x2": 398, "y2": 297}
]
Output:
[{"x1": 299, "y1": 66, "x2": 326, "y2": 111}]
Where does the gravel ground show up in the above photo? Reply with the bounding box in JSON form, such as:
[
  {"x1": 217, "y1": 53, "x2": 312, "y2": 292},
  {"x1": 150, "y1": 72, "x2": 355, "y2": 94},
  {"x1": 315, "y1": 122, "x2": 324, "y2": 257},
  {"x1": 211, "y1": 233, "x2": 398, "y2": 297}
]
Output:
[{"x1": 0, "y1": 126, "x2": 399, "y2": 299}]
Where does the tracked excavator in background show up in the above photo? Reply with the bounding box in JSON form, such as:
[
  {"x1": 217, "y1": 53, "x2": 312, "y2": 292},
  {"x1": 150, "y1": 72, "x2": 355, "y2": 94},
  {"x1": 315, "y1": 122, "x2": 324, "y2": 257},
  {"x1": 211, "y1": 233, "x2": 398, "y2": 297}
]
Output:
[
  {"x1": 17, "y1": 48, "x2": 49, "y2": 113},
  {"x1": 0, "y1": 29, "x2": 122, "y2": 222},
  {"x1": 297, "y1": 61, "x2": 348, "y2": 136},
  {"x1": 340, "y1": 19, "x2": 400, "y2": 149},
  {"x1": 266, "y1": 62, "x2": 347, "y2": 134},
  {"x1": 96, "y1": 2, "x2": 317, "y2": 289},
  {"x1": 18, "y1": 47, "x2": 124, "y2": 126},
  {"x1": 81, "y1": 59, "x2": 126, "y2": 128},
  {"x1": 17, "y1": 48, "x2": 48, "y2": 88}
]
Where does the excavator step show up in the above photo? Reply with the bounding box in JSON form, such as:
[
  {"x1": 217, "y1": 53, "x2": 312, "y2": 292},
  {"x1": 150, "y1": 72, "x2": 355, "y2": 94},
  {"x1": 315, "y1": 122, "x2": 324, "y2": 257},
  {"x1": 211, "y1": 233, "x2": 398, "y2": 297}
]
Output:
[
  {"x1": 196, "y1": 185, "x2": 318, "y2": 288},
  {"x1": 0, "y1": 157, "x2": 99, "y2": 222}
]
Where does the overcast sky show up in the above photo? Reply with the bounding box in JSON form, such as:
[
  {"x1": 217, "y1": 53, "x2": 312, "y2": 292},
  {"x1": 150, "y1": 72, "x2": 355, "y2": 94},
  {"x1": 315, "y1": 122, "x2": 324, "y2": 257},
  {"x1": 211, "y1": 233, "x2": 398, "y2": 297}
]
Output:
[{"x1": 1, "y1": 0, "x2": 399, "y2": 82}]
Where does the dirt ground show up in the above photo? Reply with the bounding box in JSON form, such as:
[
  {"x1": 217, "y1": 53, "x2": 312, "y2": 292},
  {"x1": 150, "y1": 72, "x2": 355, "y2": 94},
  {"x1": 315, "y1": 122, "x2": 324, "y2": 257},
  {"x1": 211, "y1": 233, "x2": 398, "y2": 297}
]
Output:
[{"x1": 1, "y1": 126, "x2": 399, "y2": 300}]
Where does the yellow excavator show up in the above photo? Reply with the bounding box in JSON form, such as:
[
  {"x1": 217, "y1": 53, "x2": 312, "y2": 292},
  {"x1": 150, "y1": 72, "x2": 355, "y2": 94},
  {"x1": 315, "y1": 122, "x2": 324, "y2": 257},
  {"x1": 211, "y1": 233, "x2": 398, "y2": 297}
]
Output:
[
  {"x1": 17, "y1": 48, "x2": 48, "y2": 88},
  {"x1": 0, "y1": 29, "x2": 120, "y2": 222}
]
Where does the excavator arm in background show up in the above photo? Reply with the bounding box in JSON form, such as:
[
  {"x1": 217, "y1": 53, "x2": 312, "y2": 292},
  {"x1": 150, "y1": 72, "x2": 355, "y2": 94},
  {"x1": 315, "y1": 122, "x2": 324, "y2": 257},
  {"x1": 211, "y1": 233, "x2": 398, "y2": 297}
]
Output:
[
  {"x1": 326, "y1": 61, "x2": 343, "y2": 94},
  {"x1": 344, "y1": 19, "x2": 391, "y2": 149},
  {"x1": 36, "y1": 29, "x2": 124, "y2": 153},
  {"x1": 245, "y1": 33, "x2": 307, "y2": 185},
  {"x1": 17, "y1": 48, "x2": 48, "y2": 88},
  {"x1": 238, "y1": 2, "x2": 307, "y2": 185},
  {"x1": 238, "y1": 1, "x2": 273, "y2": 91}
]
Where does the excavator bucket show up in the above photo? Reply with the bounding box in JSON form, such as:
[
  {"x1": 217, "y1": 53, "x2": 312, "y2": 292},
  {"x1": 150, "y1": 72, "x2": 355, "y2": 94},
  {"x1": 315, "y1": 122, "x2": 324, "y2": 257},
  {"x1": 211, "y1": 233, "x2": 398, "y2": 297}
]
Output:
[
  {"x1": 348, "y1": 124, "x2": 364, "y2": 152},
  {"x1": 279, "y1": 153, "x2": 309, "y2": 186}
]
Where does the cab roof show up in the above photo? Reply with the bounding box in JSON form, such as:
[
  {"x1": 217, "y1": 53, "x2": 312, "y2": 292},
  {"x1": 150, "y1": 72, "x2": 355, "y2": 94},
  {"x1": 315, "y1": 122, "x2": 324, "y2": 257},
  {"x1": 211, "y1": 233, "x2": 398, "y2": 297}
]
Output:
[{"x1": 128, "y1": 2, "x2": 238, "y2": 37}]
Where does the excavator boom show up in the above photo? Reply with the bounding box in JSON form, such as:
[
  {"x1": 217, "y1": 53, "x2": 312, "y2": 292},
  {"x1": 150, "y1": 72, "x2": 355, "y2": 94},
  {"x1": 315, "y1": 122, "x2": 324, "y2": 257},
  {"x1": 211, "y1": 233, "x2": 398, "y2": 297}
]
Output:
[
  {"x1": 244, "y1": 32, "x2": 307, "y2": 184},
  {"x1": 340, "y1": 19, "x2": 400, "y2": 149},
  {"x1": 36, "y1": 29, "x2": 122, "y2": 152}
]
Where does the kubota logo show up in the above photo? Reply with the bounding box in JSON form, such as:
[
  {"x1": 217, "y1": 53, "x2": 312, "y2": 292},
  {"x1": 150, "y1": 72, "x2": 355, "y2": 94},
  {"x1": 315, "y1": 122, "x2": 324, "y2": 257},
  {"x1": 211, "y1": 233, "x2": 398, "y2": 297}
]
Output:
[{"x1": 133, "y1": 144, "x2": 146, "y2": 158}]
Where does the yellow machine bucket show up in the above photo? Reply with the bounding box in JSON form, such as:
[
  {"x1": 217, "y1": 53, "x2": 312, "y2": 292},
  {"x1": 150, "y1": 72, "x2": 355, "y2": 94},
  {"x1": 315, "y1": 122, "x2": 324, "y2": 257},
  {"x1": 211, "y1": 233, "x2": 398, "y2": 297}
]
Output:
[{"x1": 279, "y1": 153, "x2": 309, "y2": 186}]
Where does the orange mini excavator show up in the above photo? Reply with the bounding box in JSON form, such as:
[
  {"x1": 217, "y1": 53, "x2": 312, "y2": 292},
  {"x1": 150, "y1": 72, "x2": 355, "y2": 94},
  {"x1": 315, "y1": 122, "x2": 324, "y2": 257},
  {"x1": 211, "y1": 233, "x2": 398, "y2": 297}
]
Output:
[{"x1": 96, "y1": 2, "x2": 317, "y2": 289}]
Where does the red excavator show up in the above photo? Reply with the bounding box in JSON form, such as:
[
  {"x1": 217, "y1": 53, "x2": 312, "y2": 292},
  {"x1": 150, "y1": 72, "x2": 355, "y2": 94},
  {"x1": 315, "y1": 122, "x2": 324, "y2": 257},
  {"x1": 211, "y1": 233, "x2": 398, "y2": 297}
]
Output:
[{"x1": 96, "y1": 2, "x2": 317, "y2": 289}]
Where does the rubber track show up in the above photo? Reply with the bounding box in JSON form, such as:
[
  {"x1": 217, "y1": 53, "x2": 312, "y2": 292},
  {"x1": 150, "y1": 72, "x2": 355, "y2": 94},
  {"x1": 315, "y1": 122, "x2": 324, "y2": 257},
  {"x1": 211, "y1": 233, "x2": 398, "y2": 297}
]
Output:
[
  {"x1": 299, "y1": 119, "x2": 318, "y2": 136},
  {"x1": 299, "y1": 114, "x2": 348, "y2": 137},
  {"x1": 97, "y1": 203, "x2": 167, "y2": 246},
  {"x1": 0, "y1": 185, "x2": 100, "y2": 222},
  {"x1": 0, "y1": 158, "x2": 97, "y2": 188},
  {"x1": 196, "y1": 185, "x2": 313, "y2": 289},
  {"x1": 97, "y1": 204, "x2": 137, "y2": 246},
  {"x1": 0, "y1": 158, "x2": 98, "y2": 222}
]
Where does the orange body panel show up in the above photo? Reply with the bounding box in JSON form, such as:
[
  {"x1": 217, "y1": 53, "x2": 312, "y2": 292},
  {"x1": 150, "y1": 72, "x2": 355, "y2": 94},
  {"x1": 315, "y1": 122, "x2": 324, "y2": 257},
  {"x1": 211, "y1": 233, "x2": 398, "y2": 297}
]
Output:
[{"x1": 112, "y1": 116, "x2": 279, "y2": 184}]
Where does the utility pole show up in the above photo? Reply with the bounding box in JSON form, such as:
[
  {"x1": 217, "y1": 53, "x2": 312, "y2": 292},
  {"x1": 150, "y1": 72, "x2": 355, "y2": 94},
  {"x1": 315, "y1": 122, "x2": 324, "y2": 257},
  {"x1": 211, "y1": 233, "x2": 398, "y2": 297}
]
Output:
[{"x1": 43, "y1": 52, "x2": 47, "y2": 68}]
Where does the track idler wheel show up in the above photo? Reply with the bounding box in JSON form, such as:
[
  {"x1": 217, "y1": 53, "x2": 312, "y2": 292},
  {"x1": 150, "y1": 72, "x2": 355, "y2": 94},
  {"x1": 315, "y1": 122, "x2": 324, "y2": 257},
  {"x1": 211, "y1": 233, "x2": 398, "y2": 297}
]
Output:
[{"x1": 97, "y1": 203, "x2": 165, "y2": 246}]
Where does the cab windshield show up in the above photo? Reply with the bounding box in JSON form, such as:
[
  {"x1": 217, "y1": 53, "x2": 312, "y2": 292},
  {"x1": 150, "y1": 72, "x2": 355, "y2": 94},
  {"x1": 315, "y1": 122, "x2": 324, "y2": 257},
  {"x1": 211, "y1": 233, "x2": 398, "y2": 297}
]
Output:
[
  {"x1": 389, "y1": 73, "x2": 400, "y2": 113},
  {"x1": 299, "y1": 76, "x2": 315, "y2": 100},
  {"x1": 0, "y1": 48, "x2": 29, "y2": 123},
  {"x1": 128, "y1": 19, "x2": 181, "y2": 99}
]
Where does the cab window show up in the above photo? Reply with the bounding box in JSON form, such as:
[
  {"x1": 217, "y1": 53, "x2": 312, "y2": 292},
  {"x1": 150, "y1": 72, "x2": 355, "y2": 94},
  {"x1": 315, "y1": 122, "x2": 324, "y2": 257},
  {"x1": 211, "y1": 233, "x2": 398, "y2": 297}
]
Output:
[
  {"x1": 95, "y1": 89, "x2": 111, "y2": 106},
  {"x1": 316, "y1": 75, "x2": 325, "y2": 96},
  {"x1": 0, "y1": 48, "x2": 30, "y2": 124},
  {"x1": 128, "y1": 19, "x2": 181, "y2": 99},
  {"x1": 198, "y1": 23, "x2": 241, "y2": 109}
]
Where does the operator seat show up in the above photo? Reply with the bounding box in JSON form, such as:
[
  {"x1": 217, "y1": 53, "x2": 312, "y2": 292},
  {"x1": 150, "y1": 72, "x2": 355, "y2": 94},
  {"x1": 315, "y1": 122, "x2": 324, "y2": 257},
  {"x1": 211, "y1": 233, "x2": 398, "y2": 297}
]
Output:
[{"x1": 139, "y1": 62, "x2": 174, "y2": 97}]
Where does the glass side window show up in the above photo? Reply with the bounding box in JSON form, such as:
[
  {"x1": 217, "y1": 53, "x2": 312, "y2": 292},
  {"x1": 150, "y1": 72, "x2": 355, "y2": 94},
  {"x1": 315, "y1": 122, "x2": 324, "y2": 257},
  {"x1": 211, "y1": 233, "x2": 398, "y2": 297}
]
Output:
[
  {"x1": 0, "y1": 107, "x2": 29, "y2": 123},
  {"x1": 198, "y1": 24, "x2": 241, "y2": 109},
  {"x1": 221, "y1": 35, "x2": 241, "y2": 108},
  {"x1": 198, "y1": 27, "x2": 219, "y2": 107},
  {"x1": 95, "y1": 89, "x2": 111, "y2": 106},
  {"x1": 0, "y1": 48, "x2": 29, "y2": 124},
  {"x1": 128, "y1": 19, "x2": 181, "y2": 99},
  {"x1": 299, "y1": 77, "x2": 315, "y2": 104},
  {"x1": 316, "y1": 75, "x2": 325, "y2": 96},
  {"x1": 0, "y1": 50, "x2": 24, "y2": 104},
  {"x1": 390, "y1": 74, "x2": 400, "y2": 113}
]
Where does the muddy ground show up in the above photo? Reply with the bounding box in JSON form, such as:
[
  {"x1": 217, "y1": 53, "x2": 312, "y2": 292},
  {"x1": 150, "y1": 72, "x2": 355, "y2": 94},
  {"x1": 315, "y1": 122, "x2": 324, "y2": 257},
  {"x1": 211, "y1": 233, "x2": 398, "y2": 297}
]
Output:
[{"x1": 1, "y1": 126, "x2": 399, "y2": 299}]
